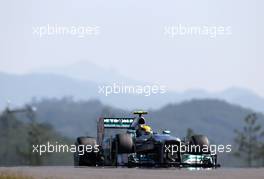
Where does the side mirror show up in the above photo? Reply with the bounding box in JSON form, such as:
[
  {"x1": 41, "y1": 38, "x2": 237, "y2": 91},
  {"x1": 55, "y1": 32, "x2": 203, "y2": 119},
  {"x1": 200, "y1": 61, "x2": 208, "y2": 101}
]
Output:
[{"x1": 162, "y1": 130, "x2": 171, "y2": 134}]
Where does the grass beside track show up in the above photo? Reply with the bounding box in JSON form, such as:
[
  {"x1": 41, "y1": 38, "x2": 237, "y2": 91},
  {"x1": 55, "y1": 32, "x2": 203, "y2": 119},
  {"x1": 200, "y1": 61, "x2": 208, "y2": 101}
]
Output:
[
  {"x1": 0, "y1": 171, "x2": 33, "y2": 179},
  {"x1": 0, "y1": 171, "x2": 59, "y2": 179}
]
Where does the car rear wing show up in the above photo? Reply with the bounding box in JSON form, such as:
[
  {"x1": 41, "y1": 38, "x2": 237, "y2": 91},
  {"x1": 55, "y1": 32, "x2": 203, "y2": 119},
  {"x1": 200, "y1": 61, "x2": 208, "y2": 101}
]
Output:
[
  {"x1": 103, "y1": 118, "x2": 135, "y2": 128},
  {"x1": 97, "y1": 117, "x2": 135, "y2": 146}
]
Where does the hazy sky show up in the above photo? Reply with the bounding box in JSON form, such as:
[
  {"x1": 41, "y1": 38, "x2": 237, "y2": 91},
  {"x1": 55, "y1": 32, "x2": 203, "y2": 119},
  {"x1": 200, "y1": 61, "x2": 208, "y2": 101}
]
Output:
[{"x1": 0, "y1": 0, "x2": 263, "y2": 95}]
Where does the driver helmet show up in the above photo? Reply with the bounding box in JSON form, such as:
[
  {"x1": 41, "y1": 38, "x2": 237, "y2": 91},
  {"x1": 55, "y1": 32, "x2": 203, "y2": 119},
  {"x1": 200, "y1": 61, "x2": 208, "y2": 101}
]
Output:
[
  {"x1": 138, "y1": 117, "x2": 146, "y2": 125},
  {"x1": 139, "y1": 124, "x2": 153, "y2": 135}
]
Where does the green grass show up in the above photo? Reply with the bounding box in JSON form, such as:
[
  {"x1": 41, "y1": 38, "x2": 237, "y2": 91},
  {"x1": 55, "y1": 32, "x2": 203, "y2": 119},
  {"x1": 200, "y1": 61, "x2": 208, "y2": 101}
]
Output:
[
  {"x1": 0, "y1": 171, "x2": 62, "y2": 179},
  {"x1": 0, "y1": 171, "x2": 33, "y2": 179}
]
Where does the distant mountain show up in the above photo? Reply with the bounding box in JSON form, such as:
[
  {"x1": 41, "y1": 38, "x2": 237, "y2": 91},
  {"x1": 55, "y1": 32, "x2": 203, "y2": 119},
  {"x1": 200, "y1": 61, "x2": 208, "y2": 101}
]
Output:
[
  {"x1": 176, "y1": 88, "x2": 264, "y2": 113},
  {"x1": 218, "y1": 87, "x2": 264, "y2": 113},
  {"x1": 1, "y1": 72, "x2": 264, "y2": 113},
  {"x1": 0, "y1": 72, "x2": 98, "y2": 109},
  {"x1": 32, "y1": 61, "x2": 139, "y2": 84},
  {"x1": 0, "y1": 72, "x2": 177, "y2": 110}
]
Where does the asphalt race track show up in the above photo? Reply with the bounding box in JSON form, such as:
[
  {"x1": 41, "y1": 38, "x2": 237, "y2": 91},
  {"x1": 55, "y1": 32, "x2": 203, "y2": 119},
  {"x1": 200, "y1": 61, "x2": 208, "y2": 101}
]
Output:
[{"x1": 0, "y1": 167, "x2": 264, "y2": 179}]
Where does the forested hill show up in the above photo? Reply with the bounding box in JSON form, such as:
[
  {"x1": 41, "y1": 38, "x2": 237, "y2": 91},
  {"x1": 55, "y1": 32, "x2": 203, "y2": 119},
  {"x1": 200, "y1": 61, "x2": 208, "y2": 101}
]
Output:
[{"x1": 27, "y1": 98, "x2": 264, "y2": 144}]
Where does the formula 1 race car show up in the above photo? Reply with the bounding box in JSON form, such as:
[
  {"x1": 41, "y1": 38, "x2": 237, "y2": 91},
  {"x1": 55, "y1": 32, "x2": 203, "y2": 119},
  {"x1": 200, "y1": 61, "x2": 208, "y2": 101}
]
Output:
[{"x1": 74, "y1": 111, "x2": 220, "y2": 168}]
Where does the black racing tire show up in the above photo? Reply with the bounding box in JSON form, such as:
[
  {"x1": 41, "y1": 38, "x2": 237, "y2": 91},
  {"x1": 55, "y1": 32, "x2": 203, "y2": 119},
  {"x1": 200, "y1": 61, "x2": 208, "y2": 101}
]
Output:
[
  {"x1": 116, "y1": 133, "x2": 134, "y2": 154},
  {"x1": 189, "y1": 135, "x2": 210, "y2": 154},
  {"x1": 74, "y1": 136, "x2": 97, "y2": 166}
]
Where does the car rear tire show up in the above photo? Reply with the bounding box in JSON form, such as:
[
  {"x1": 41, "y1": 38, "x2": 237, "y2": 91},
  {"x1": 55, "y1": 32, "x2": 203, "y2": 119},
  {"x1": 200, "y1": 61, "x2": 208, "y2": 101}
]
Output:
[
  {"x1": 116, "y1": 133, "x2": 134, "y2": 154},
  {"x1": 74, "y1": 136, "x2": 97, "y2": 166}
]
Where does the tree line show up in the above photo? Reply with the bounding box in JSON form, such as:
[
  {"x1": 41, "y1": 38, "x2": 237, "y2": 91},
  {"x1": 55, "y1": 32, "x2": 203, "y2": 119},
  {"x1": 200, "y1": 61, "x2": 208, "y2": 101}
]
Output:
[{"x1": 0, "y1": 106, "x2": 73, "y2": 166}]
